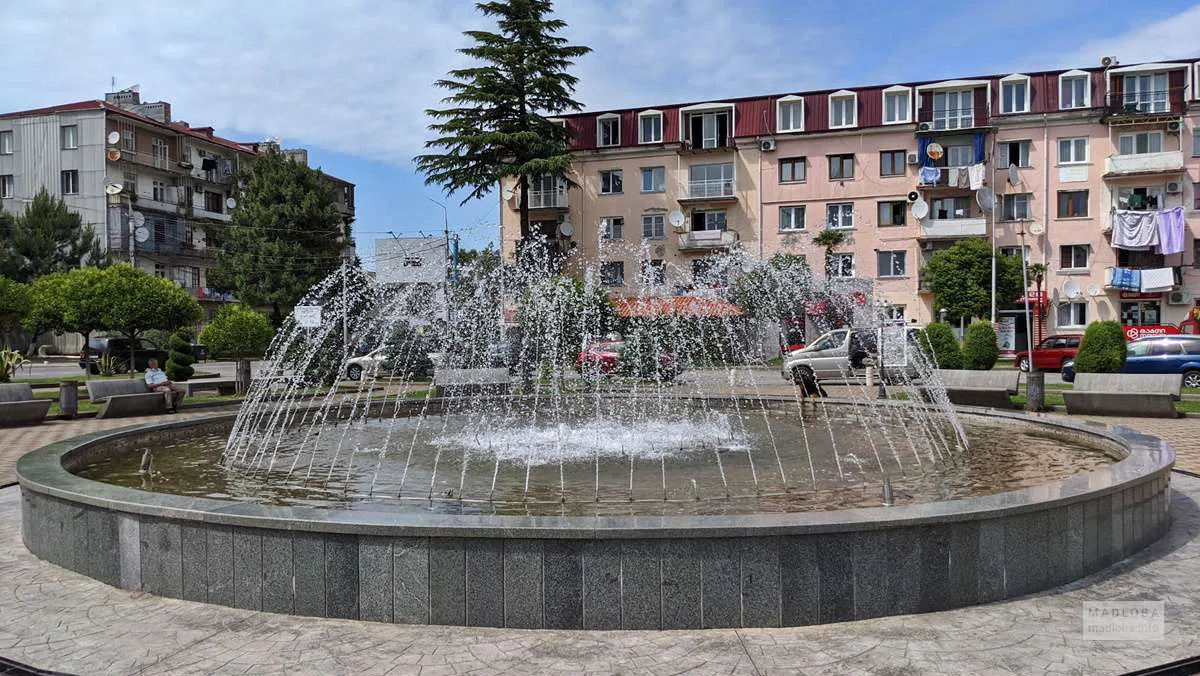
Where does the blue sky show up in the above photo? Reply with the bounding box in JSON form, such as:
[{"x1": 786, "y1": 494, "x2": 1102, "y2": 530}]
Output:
[{"x1": 3, "y1": 0, "x2": 1199, "y2": 265}]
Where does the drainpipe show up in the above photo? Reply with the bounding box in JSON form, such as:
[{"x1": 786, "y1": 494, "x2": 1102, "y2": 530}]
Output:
[
  {"x1": 990, "y1": 132, "x2": 998, "y2": 323},
  {"x1": 758, "y1": 142, "x2": 764, "y2": 260}
]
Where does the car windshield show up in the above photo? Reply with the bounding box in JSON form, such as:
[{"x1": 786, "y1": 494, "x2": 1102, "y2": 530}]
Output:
[
  {"x1": 808, "y1": 331, "x2": 846, "y2": 352},
  {"x1": 1127, "y1": 341, "x2": 1159, "y2": 357}
]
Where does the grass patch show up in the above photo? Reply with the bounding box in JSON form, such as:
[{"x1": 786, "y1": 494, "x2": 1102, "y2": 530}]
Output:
[{"x1": 15, "y1": 371, "x2": 218, "y2": 386}]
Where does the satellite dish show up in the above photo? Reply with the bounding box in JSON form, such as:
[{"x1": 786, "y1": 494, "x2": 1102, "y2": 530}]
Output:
[
  {"x1": 106, "y1": 148, "x2": 121, "y2": 162},
  {"x1": 557, "y1": 220, "x2": 574, "y2": 237},
  {"x1": 1063, "y1": 280, "x2": 1082, "y2": 299},
  {"x1": 1007, "y1": 164, "x2": 1020, "y2": 186},
  {"x1": 1087, "y1": 284, "x2": 1103, "y2": 297},
  {"x1": 976, "y1": 187, "x2": 996, "y2": 211},
  {"x1": 926, "y1": 142, "x2": 944, "y2": 161},
  {"x1": 107, "y1": 131, "x2": 121, "y2": 145},
  {"x1": 906, "y1": 191, "x2": 920, "y2": 203},
  {"x1": 131, "y1": 211, "x2": 146, "y2": 228},
  {"x1": 225, "y1": 197, "x2": 237, "y2": 209},
  {"x1": 501, "y1": 184, "x2": 515, "y2": 201},
  {"x1": 911, "y1": 197, "x2": 929, "y2": 220},
  {"x1": 103, "y1": 178, "x2": 123, "y2": 195},
  {"x1": 668, "y1": 210, "x2": 685, "y2": 228},
  {"x1": 1028, "y1": 222, "x2": 1045, "y2": 236},
  {"x1": 134, "y1": 226, "x2": 150, "y2": 243}
]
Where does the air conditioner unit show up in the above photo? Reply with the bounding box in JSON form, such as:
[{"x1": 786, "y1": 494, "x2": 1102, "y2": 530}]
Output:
[
  {"x1": 1166, "y1": 120, "x2": 1182, "y2": 134},
  {"x1": 917, "y1": 122, "x2": 931, "y2": 132},
  {"x1": 1167, "y1": 290, "x2": 1191, "y2": 305},
  {"x1": 759, "y1": 138, "x2": 777, "y2": 152},
  {"x1": 906, "y1": 152, "x2": 919, "y2": 165},
  {"x1": 1166, "y1": 181, "x2": 1182, "y2": 194}
]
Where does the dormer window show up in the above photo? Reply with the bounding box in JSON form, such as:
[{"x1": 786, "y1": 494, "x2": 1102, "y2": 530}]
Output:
[
  {"x1": 882, "y1": 86, "x2": 911, "y2": 124},
  {"x1": 777, "y1": 96, "x2": 804, "y2": 133},
  {"x1": 597, "y1": 114, "x2": 620, "y2": 147},
  {"x1": 1123, "y1": 72, "x2": 1169, "y2": 113},
  {"x1": 638, "y1": 110, "x2": 663, "y2": 144},
  {"x1": 1058, "y1": 70, "x2": 1090, "y2": 109},
  {"x1": 1000, "y1": 74, "x2": 1031, "y2": 114},
  {"x1": 680, "y1": 103, "x2": 734, "y2": 149},
  {"x1": 829, "y1": 90, "x2": 857, "y2": 129}
]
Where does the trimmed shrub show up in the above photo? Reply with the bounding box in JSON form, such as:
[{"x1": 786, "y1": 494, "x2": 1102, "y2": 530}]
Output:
[
  {"x1": 962, "y1": 321, "x2": 999, "y2": 370},
  {"x1": 918, "y1": 322, "x2": 962, "y2": 370},
  {"x1": 165, "y1": 328, "x2": 196, "y2": 381},
  {"x1": 1073, "y1": 321, "x2": 1127, "y2": 373}
]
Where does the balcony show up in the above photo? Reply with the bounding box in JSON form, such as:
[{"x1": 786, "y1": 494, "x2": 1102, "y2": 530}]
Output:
[
  {"x1": 919, "y1": 217, "x2": 987, "y2": 240},
  {"x1": 1102, "y1": 88, "x2": 1186, "y2": 125},
  {"x1": 110, "y1": 148, "x2": 183, "y2": 174},
  {"x1": 677, "y1": 229, "x2": 737, "y2": 251},
  {"x1": 678, "y1": 137, "x2": 736, "y2": 154},
  {"x1": 193, "y1": 206, "x2": 231, "y2": 223},
  {"x1": 135, "y1": 239, "x2": 217, "y2": 260},
  {"x1": 528, "y1": 186, "x2": 567, "y2": 211},
  {"x1": 1103, "y1": 151, "x2": 1184, "y2": 179},
  {"x1": 678, "y1": 179, "x2": 737, "y2": 204},
  {"x1": 916, "y1": 165, "x2": 982, "y2": 190},
  {"x1": 193, "y1": 287, "x2": 236, "y2": 303}
]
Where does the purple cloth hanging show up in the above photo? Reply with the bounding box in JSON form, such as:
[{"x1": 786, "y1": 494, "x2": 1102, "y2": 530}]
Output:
[{"x1": 1156, "y1": 206, "x2": 1186, "y2": 255}]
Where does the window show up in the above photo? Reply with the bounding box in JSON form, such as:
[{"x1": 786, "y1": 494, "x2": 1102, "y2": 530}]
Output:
[
  {"x1": 692, "y1": 258, "x2": 726, "y2": 287},
  {"x1": 999, "y1": 245, "x2": 1030, "y2": 261},
  {"x1": 641, "y1": 214, "x2": 664, "y2": 239},
  {"x1": 151, "y1": 137, "x2": 168, "y2": 168},
  {"x1": 1118, "y1": 132, "x2": 1163, "y2": 155},
  {"x1": 931, "y1": 196, "x2": 971, "y2": 219},
  {"x1": 828, "y1": 154, "x2": 854, "y2": 180},
  {"x1": 1057, "y1": 190, "x2": 1088, "y2": 218},
  {"x1": 1195, "y1": 182, "x2": 1200, "y2": 211},
  {"x1": 600, "y1": 216, "x2": 624, "y2": 240},
  {"x1": 686, "y1": 110, "x2": 730, "y2": 149},
  {"x1": 204, "y1": 191, "x2": 223, "y2": 213},
  {"x1": 0, "y1": 175, "x2": 12, "y2": 199},
  {"x1": 1059, "y1": 244, "x2": 1089, "y2": 270},
  {"x1": 777, "y1": 97, "x2": 804, "y2": 132},
  {"x1": 1000, "y1": 76, "x2": 1030, "y2": 114},
  {"x1": 946, "y1": 144, "x2": 972, "y2": 168},
  {"x1": 641, "y1": 259, "x2": 665, "y2": 285},
  {"x1": 1123, "y1": 73, "x2": 1169, "y2": 114},
  {"x1": 779, "y1": 157, "x2": 806, "y2": 183},
  {"x1": 153, "y1": 217, "x2": 165, "y2": 243},
  {"x1": 826, "y1": 202, "x2": 854, "y2": 229},
  {"x1": 183, "y1": 223, "x2": 194, "y2": 248},
  {"x1": 884, "y1": 305, "x2": 906, "y2": 321},
  {"x1": 600, "y1": 261, "x2": 625, "y2": 286},
  {"x1": 779, "y1": 206, "x2": 805, "y2": 231},
  {"x1": 877, "y1": 251, "x2": 907, "y2": 277},
  {"x1": 638, "y1": 111, "x2": 662, "y2": 144},
  {"x1": 880, "y1": 150, "x2": 906, "y2": 177},
  {"x1": 829, "y1": 92, "x2": 857, "y2": 128},
  {"x1": 1057, "y1": 137, "x2": 1088, "y2": 164},
  {"x1": 189, "y1": 266, "x2": 201, "y2": 288},
  {"x1": 1057, "y1": 302, "x2": 1087, "y2": 327},
  {"x1": 154, "y1": 263, "x2": 166, "y2": 278},
  {"x1": 0, "y1": 130, "x2": 11, "y2": 154},
  {"x1": 152, "y1": 180, "x2": 166, "y2": 202},
  {"x1": 122, "y1": 128, "x2": 136, "y2": 152},
  {"x1": 878, "y1": 201, "x2": 906, "y2": 226},
  {"x1": 599, "y1": 169, "x2": 623, "y2": 195},
  {"x1": 883, "y1": 88, "x2": 910, "y2": 124},
  {"x1": 1194, "y1": 128, "x2": 1200, "y2": 156},
  {"x1": 1059, "y1": 73, "x2": 1090, "y2": 109},
  {"x1": 1117, "y1": 186, "x2": 1164, "y2": 211},
  {"x1": 122, "y1": 170, "x2": 137, "y2": 197},
  {"x1": 60, "y1": 125, "x2": 78, "y2": 150},
  {"x1": 691, "y1": 210, "x2": 726, "y2": 231},
  {"x1": 1001, "y1": 193, "x2": 1031, "y2": 220},
  {"x1": 997, "y1": 140, "x2": 1031, "y2": 168},
  {"x1": 597, "y1": 115, "x2": 620, "y2": 147},
  {"x1": 688, "y1": 162, "x2": 734, "y2": 197},
  {"x1": 60, "y1": 170, "x2": 79, "y2": 195},
  {"x1": 827, "y1": 252, "x2": 854, "y2": 278},
  {"x1": 640, "y1": 166, "x2": 665, "y2": 193},
  {"x1": 931, "y1": 90, "x2": 973, "y2": 130}
]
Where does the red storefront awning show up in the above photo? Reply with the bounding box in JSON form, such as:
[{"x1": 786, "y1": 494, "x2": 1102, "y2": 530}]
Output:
[{"x1": 613, "y1": 296, "x2": 744, "y2": 318}]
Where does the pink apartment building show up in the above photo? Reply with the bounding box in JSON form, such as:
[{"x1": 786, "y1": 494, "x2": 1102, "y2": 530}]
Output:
[{"x1": 498, "y1": 59, "x2": 1200, "y2": 351}]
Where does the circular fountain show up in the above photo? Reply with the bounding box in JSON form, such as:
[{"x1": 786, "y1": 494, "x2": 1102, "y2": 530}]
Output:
[{"x1": 16, "y1": 251, "x2": 1175, "y2": 629}]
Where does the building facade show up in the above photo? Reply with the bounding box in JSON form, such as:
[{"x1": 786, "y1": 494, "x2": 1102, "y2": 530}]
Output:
[{"x1": 498, "y1": 60, "x2": 1200, "y2": 350}]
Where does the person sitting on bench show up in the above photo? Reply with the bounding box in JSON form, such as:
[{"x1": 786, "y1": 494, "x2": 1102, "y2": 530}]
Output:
[{"x1": 144, "y1": 359, "x2": 184, "y2": 413}]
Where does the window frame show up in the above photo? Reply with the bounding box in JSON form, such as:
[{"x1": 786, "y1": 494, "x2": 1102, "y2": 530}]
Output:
[
  {"x1": 1122, "y1": 72, "x2": 1170, "y2": 114},
  {"x1": 1194, "y1": 128, "x2": 1200, "y2": 157},
  {"x1": 776, "y1": 96, "x2": 805, "y2": 133},
  {"x1": 827, "y1": 252, "x2": 855, "y2": 278},
  {"x1": 877, "y1": 200, "x2": 907, "y2": 227},
  {"x1": 641, "y1": 213, "x2": 665, "y2": 240},
  {"x1": 946, "y1": 144, "x2": 973, "y2": 168},
  {"x1": 1056, "y1": 190, "x2": 1089, "y2": 219},
  {"x1": 931, "y1": 196, "x2": 972, "y2": 220},
  {"x1": 1058, "y1": 244, "x2": 1090, "y2": 270},
  {"x1": 596, "y1": 113, "x2": 621, "y2": 148},
  {"x1": 640, "y1": 259, "x2": 665, "y2": 285},
  {"x1": 1058, "y1": 70, "x2": 1091, "y2": 109},
  {"x1": 828, "y1": 154, "x2": 854, "y2": 181},
  {"x1": 60, "y1": 169, "x2": 79, "y2": 196},
  {"x1": 1057, "y1": 301, "x2": 1088, "y2": 328},
  {"x1": 998, "y1": 140, "x2": 1031, "y2": 168},
  {"x1": 778, "y1": 205, "x2": 805, "y2": 232},
  {"x1": 600, "y1": 216, "x2": 624, "y2": 241},
  {"x1": 0, "y1": 174, "x2": 13, "y2": 199},
  {"x1": 1057, "y1": 137, "x2": 1089, "y2": 165},
  {"x1": 877, "y1": 250, "x2": 907, "y2": 278},
  {"x1": 60, "y1": 125, "x2": 79, "y2": 150},
  {"x1": 637, "y1": 110, "x2": 663, "y2": 144},
  {"x1": 640, "y1": 166, "x2": 665, "y2": 193},
  {"x1": 828, "y1": 90, "x2": 858, "y2": 129},
  {"x1": 1118, "y1": 131, "x2": 1164, "y2": 156},
  {"x1": 1000, "y1": 74, "x2": 1031, "y2": 114},
  {"x1": 599, "y1": 169, "x2": 623, "y2": 195},
  {"x1": 879, "y1": 150, "x2": 906, "y2": 177},
  {"x1": 931, "y1": 89, "x2": 974, "y2": 130},
  {"x1": 0, "y1": 130, "x2": 12, "y2": 155},
  {"x1": 779, "y1": 157, "x2": 806, "y2": 183},
  {"x1": 600, "y1": 261, "x2": 625, "y2": 287},
  {"x1": 882, "y1": 86, "x2": 912, "y2": 125},
  {"x1": 1001, "y1": 193, "x2": 1032, "y2": 221},
  {"x1": 152, "y1": 180, "x2": 166, "y2": 202},
  {"x1": 826, "y1": 202, "x2": 854, "y2": 230}
]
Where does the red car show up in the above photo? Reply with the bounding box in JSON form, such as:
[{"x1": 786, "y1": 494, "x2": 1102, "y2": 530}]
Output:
[
  {"x1": 576, "y1": 340, "x2": 682, "y2": 381},
  {"x1": 1014, "y1": 334, "x2": 1083, "y2": 372}
]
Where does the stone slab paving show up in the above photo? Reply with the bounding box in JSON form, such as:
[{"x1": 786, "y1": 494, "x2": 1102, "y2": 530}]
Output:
[{"x1": 2, "y1": 474, "x2": 1200, "y2": 675}]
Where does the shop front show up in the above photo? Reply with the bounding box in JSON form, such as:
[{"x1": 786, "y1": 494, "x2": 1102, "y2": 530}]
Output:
[
  {"x1": 997, "y1": 291, "x2": 1046, "y2": 354},
  {"x1": 1118, "y1": 291, "x2": 1180, "y2": 341}
]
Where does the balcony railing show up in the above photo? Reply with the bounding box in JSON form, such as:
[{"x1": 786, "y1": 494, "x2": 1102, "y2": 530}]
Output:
[
  {"x1": 135, "y1": 239, "x2": 217, "y2": 259},
  {"x1": 1102, "y1": 87, "x2": 1187, "y2": 121},
  {"x1": 528, "y1": 186, "x2": 567, "y2": 209},
  {"x1": 677, "y1": 229, "x2": 737, "y2": 251},
  {"x1": 680, "y1": 179, "x2": 736, "y2": 201},
  {"x1": 193, "y1": 206, "x2": 232, "y2": 222},
  {"x1": 111, "y1": 148, "x2": 183, "y2": 173},
  {"x1": 919, "y1": 217, "x2": 987, "y2": 240},
  {"x1": 679, "y1": 137, "x2": 736, "y2": 153},
  {"x1": 1104, "y1": 150, "x2": 1184, "y2": 178}
]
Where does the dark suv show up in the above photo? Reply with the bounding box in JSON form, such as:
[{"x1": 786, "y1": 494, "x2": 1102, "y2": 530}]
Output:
[{"x1": 79, "y1": 337, "x2": 168, "y2": 374}]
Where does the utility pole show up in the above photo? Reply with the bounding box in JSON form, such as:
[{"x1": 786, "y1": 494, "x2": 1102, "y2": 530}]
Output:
[{"x1": 426, "y1": 197, "x2": 451, "y2": 323}]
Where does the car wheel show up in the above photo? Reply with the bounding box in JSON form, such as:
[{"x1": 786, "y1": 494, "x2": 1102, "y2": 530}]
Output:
[
  {"x1": 1060, "y1": 358, "x2": 1072, "y2": 372},
  {"x1": 1017, "y1": 357, "x2": 1030, "y2": 372},
  {"x1": 1183, "y1": 370, "x2": 1200, "y2": 389},
  {"x1": 346, "y1": 364, "x2": 363, "y2": 381}
]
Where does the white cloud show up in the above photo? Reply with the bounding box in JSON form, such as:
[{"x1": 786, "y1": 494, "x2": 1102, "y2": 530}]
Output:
[
  {"x1": 0, "y1": 0, "x2": 839, "y2": 166},
  {"x1": 1061, "y1": 4, "x2": 1200, "y2": 66}
]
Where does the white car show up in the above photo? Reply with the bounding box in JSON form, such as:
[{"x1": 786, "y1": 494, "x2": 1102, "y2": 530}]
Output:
[
  {"x1": 782, "y1": 327, "x2": 922, "y2": 384},
  {"x1": 345, "y1": 346, "x2": 434, "y2": 380}
]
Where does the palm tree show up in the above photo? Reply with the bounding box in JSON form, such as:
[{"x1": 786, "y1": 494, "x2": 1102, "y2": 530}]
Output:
[
  {"x1": 813, "y1": 229, "x2": 848, "y2": 278},
  {"x1": 1027, "y1": 262, "x2": 1047, "y2": 345}
]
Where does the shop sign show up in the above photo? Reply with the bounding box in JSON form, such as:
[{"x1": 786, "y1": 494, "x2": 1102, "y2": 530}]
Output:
[
  {"x1": 1119, "y1": 292, "x2": 1162, "y2": 300},
  {"x1": 1123, "y1": 324, "x2": 1180, "y2": 341}
]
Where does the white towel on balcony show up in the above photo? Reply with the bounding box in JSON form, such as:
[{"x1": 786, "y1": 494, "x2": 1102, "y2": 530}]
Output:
[
  {"x1": 1111, "y1": 210, "x2": 1159, "y2": 250},
  {"x1": 968, "y1": 163, "x2": 985, "y2": 190},
  {"x1": 1140, "y1": 267, "x2": 1176, "y2": 293}
]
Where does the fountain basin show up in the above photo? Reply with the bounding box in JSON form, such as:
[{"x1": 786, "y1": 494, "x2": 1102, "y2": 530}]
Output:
[{"x1": 16, "y1": 402, "x2": 1174, "y2": 629}]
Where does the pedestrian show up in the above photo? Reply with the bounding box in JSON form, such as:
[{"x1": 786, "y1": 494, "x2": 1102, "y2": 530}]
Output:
[{"x1": 144, "y1": 358, "x2": 185, "y2": 413}]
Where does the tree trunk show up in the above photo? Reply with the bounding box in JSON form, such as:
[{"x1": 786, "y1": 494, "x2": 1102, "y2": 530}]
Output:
[
  {"x1": 518, "y1": 173, "x2": 530, "y2": 252},
  {"x1": 128, "y1": 332, "x2": 137, "y2": 379}
]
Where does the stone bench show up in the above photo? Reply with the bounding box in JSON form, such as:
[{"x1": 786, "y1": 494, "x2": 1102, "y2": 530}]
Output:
[
  {"x1": 183, "y1": 379, "x2": 237, "y2": 396},
  {"x1": 0, "y1": 383, "x2": 52, "y2": 426},
  {"x1": 86, "y1": 379, "x2": 169, "y2": 419},
  {"x1": 920, "y1": 369, "x2": 1020, "y2": 409},
  {"x1": 433, "y1": 368, "x2": 512, "y2": 397},
  {"x1": 1064, "y1": 373, "x2": 1182, "y2": 418}
]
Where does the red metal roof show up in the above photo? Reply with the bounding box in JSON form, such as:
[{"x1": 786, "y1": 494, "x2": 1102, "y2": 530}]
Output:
[{"x1": 613, "y1": 296, "x2": 744, "y2": 319}]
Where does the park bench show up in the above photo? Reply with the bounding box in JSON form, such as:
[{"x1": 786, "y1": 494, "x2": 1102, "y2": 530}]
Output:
[
  {"x1": 0, "y1": 383, "x2": 52, "y2": 426},
  {"x1": 433, "y1": 368, "x2": 512, "y2": 397},
  {"x1": 183, "y1": 379, "x2": 237, "y2": 396},
  {"x1": 85, "y1": 379, "x2": 170, "y2": 419},
  {"x1": 921, "y1": 369, "x2": 1020, "y2": 409},
  {"x1": 1063, "y1": 373, "x2": 1182, "y2": 418}
]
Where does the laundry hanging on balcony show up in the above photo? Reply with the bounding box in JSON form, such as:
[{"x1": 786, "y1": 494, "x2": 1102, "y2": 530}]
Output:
[
  {"x1": 1140, "y1": 267, "x2": 1176, "y2": 293},
  {"x1": 919, "y1": 166, "x2": 941, "y2": 185},
  {"x1": 1106, "y1": 267, "x2": 1142, "y2": 291},
  {"x1": 1156, "y1": 206, "x2": 1186, "y2": 255},
  {"x1": 968, "y1": 163, "x2": 985, "y2": 190},
  {"x1": 1110, "y1": 210, "x2": 1159, "y2": 250}
]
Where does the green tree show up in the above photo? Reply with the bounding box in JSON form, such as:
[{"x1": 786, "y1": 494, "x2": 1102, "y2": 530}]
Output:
[
  {"x1": 199, "y1": 305, "x2": 275, "y2": 393},
  {"x1": 1073, "y1": 321, "x2": 1127, "y2": 373},
  {"x1": 207, "y1": 147, "x2": 349, "y2": 325},
  {"x1": 517, "y1": 275, "x2": 615, "y2": 367},
  {"x1": 729, "y1": 253, "x2": 813, "y2": 323},
  {"x1": 962, "y1": 320, "x2": 999, "y2": 370},
  {"x1": 921, "y1": 238, "x2": 1024, "y2": 323},
  {"x1": 24, "y1": 267, "x2": 110, "y2": 363},
  {"x1": 166, "y1": 329, "x2": 197, "y2": 381},
  {"x1": 0, "y1": 189, "x2": 103, "y2": 282},
  {"x1": 415, "y1": 0, "x2": 590, "y2": 251},
  {"x1": 813, "y1": 229, "x2": 848, "y2": 278},
  {"x1": 97, "y1": 265, "x2": 203, "y2": 375},
  {"x1": 918, "y1": 322, "x2": 963, "y2": 370},
  {"x1": 0, "y1": 277, "x2": 30, "y2": 338}
]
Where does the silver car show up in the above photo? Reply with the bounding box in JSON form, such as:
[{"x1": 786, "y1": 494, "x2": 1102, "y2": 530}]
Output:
[{"x1": 782, "y1": 327, "x2": 922, "y2": 384}]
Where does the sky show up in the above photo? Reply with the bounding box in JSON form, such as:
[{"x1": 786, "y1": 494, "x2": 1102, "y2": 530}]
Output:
[{"x1": 2, "y1": 0, "x2": 1199, "y2": 266}]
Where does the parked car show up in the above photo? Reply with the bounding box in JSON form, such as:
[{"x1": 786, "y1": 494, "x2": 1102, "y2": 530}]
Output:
[
  {"x1": 345, "y1": 345, "x2": 434, "y2": 381},
  {"x1": 79, "y1": 337, "x2": 168, "y2": 374},
  {"x1": 575, "y1": 340, "x2": 683, "y2": 381},
  {"x1": 486, "y1": 342, "x2": 521, "y2": 372},
  {"x1": 1013, "y1": 334, "x2": 1082, "y2": 372},
  {"x1": 1061, "y1": 335, "x2": 1200, "y2": 387},
  {"x1": 781, "y1": 327, "x2": 922, "y2": 384}
]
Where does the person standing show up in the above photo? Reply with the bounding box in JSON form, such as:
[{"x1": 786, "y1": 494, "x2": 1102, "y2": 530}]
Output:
[{"x1": 144, "y1": 358, "x2": 184, "y2": 412}]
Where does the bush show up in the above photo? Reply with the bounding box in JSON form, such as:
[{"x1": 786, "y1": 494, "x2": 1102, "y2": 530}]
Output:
[
  {"x1": 199, "y1": 305, "x2": 275, "y2": 361},
  {"x1": 1073, "y1": 321, "x2": 1127, "y2": 373},
  {"x1": 919, "y1": 322, "x2": 962, "y2": 370},
  {"x1": 962, "y1": 321, "x2": 999, "y2": 370},
  {"x1": 165, "y1": 329, "x2": 196, "y2": 381}
]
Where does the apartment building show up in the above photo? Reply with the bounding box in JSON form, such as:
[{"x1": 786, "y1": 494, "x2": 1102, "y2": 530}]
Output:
[
  {"x1": 498, "y1": 59, "x2": 1200, "y2": 351},
  {"x1": 0, "y1": 89, "x2": 355, "y2": 312}
]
